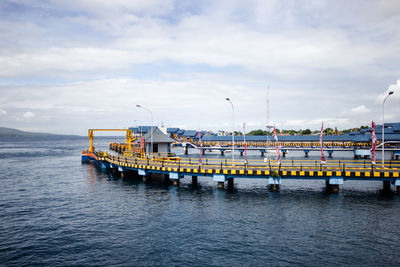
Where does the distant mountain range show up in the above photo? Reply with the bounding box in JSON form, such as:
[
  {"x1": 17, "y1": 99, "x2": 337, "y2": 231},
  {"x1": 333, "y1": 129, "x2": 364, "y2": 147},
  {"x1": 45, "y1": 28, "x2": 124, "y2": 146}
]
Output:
[{"x1": 0, "y1": 127, "x2": 82, "y2": 138}]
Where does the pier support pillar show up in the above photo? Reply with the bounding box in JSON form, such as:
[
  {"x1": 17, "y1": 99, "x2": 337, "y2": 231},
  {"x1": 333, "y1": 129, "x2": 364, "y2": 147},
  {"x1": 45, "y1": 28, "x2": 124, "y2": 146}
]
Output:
[
  {"x1": 227, "y1": 178, "x2": 234, "y2": 189},
  {"x1": 240, "y1": 151, "x2": 243, "y2": 156},
  {"x1": 329, "y1": 152, "x2": 332, "y2": 158},
  {"x1": 220, "y1": 150, "x2": 224, "y2": 156},
  {"x1": 326, "y1": 180, "x2": 339, "y2": 193},
  {"x1": 268, "y1": 177, "x2": 281, "y2": 192},
  {"x1": 218, "y1": 182, "x2": 224, "y2": 189},
  {"x1": 261, "y1": 151, "x2": 264, "y2": 157},
  {"x1": 383, "y1": 181, "x2": 391, "y2": 192},
  {"x1": 120, "y1": 172, "x2": 126, "y2": 179},
  {"x1": 163, "y1": 173, "x2": 170, "y2": 184},
  {"x1": 282, "y1": 152, "x2": 286, "y2": 157},
  {"x1": 184, "y1": 146, "x2": 188, "y2": 155},
  {"x1": 213, "y1": 174, "x2": 226, "y2": 190},
  {"x1": 326, "y1": 177, "x2": 343, "y2": 193},
  {"x1": 138, "y1": 169, "x2": 148, "y2": 183},
  {"x1": 397, "y1": 186, "x2": 400, "y2": 194},
  {"x1": 202, "y1": 150, "x2": 205, "y2": 155},
  {"x1": 304, "y1": 152, "x2": 309, "y2": 157},
  {"x1": 100, "y1": 162, "x2": 108, "y2": 171},
  {"x1": 330, "y1": 184, "x2": 339, "y2": 193},
  {"x1": 172, "y1": 179, "x2": 180, "y2": 187},
  {"x1": 192, "y1": 176, "x2": 198, "y2": 185},
  {"x1": 269, "y1": 184, "x2": 280, "y2": 192}
]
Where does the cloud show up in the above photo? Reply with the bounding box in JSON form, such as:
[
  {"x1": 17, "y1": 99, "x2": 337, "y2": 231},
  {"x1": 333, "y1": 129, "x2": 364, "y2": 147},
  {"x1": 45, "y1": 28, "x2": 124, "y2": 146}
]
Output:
[
  {"x1": 0, "y1": 1, "x2": 399, "y2": 134},
  {"x1": 283, "y1": 118, "x2": 350, "y2": 129},
  {"x1": 350, "y1": 104, "x2": 370, "y2": 114},
  {"x1": 0, "y1": 109, "x2": 6, "y2": 116},
  {"x1": 376, "y1": 79, "x2": 400, "y2": 103},
  {"x1": 1, "y1": 1, "x2": 399, "y2": 81},
  {"x1": 22, "y1": 111, "x2": 35, "y2": 120}
]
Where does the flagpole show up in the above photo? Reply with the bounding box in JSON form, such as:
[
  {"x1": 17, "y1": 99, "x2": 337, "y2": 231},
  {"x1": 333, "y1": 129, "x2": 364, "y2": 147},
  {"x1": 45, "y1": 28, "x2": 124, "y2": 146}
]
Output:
[
  {"x1": 199, "y1": 130, "x2": 202, "y2": 165},
  {"x1": 320, "y1": 121, "x2": 326, "y2": 164},
  {"x1": 243, "y1": 123, "x2": 247, "y2": 164}
]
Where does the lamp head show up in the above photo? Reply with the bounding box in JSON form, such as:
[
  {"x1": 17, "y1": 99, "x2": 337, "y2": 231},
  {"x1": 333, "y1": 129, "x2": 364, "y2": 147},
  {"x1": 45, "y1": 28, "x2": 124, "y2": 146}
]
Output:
[
  {"x1": 225, "y1": 98, "x2": 230, "y2": 101},
  {"x1": 136, "y1": 104, "x2": 141, "y2": 108},
  {"x1": 388, "y1": 91, "x2": 394, "y2": 95}
]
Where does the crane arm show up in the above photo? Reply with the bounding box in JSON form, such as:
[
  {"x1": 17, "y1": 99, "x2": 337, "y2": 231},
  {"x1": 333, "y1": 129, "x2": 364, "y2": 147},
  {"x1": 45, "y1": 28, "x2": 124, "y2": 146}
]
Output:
[{"x1": 88, "y1": 129, "x2": 133, "y2": 152}]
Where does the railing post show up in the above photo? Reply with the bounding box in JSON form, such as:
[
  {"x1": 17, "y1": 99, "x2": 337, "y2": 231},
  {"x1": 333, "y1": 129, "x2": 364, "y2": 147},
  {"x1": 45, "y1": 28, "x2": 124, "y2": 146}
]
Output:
[{"x1": 363, "y1": 160, "x2": 366, "y2": 168}]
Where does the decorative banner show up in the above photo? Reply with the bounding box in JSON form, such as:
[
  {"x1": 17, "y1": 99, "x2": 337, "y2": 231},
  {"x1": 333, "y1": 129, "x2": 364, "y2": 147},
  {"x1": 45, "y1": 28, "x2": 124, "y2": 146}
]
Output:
[
  {"x1": 243, "y1": 123, "x2": 247, "y2": 162},
  {"x1": 140, "y1": 137, "x2": 145, "y2": 149},
  {"x1": 199, "y1": 130, "x2": 202, "y2": 164},
  {"x1": 273, "y1": 125, "x2": 281, "y2": 165},
  {"x1": 320, "y1": 121, "x2": 326, "y2": 164},
  {"x1": 371, "y1": 121, "x2": 376, "y2": 165}
]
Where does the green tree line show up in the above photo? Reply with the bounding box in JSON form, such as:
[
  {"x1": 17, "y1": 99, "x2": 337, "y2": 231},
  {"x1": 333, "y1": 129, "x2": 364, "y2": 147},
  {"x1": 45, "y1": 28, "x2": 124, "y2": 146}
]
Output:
[{"x1": 246, "y1": 125, "x2": 369, "y2": 136}]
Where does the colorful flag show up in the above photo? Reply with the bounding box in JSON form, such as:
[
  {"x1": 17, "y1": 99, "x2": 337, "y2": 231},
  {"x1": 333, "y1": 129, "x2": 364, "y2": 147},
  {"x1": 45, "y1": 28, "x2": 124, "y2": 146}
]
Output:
[
  {"x1": 243, "y1": 123, "x2": 247, "y2": 162},
  {"x1": 199, "y1": 130, "x2": 202, "y2": 164},
  {"x1": 320, "y1": 121, "x2": 326, "y2": 164},
  {"x1": 273, "y1": 125, "x2": 281, "y2": 165},
  {"x1": 371, "y1": 121, "x2": 376, "y2": 165}
]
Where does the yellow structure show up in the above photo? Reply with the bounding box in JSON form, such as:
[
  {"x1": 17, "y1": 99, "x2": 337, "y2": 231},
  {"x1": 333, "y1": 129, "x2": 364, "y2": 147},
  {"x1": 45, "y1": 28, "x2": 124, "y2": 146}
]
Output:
[{"x1": 88, "y1": 129, "x2": 133, "y2": 152}]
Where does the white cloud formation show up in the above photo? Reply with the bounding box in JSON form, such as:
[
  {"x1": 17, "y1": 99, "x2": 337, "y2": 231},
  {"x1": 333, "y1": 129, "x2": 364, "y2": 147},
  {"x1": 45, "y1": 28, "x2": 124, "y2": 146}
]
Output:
[
  {"x1": 1, "y1": 1, "x2": 399, "y2": 80},
  {"x1": 0, "y1": 0, "x2": 399, "y2": 134},
  {"x1": 376, "y1": 79, "x2": 400, "y2": 103},
  {"x1": 350, "y1": 105, "x2": 370, "y2": 114},
  {"x1": 283, "y1": 118, "x2": 350, "y2": 130},
  {"x1": 22, "y1": 111, "x2": 35, "y2": 120}
]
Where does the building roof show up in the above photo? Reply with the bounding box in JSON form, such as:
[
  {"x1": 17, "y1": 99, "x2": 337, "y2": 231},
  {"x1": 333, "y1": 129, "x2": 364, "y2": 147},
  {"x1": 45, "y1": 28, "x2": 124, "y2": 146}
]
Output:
[
  {"x1": 182, "y1": 130, "x2": 200, "y2": 137},
  {"x1": 142, "y1": 127, "x2": 176, "y2": 143},
  {"x1": 129, "y1": 126, "x2": 157, "y2": 134},
  {"x1": 167, "y1": 128, "x2": 180, "y2": 134}
]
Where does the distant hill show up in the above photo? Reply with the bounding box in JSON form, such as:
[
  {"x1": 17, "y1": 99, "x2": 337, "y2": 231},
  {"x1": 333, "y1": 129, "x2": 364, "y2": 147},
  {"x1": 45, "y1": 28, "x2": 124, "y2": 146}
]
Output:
[{"x1": 0, "y1": 127, "x2": 82, "y2": 138}]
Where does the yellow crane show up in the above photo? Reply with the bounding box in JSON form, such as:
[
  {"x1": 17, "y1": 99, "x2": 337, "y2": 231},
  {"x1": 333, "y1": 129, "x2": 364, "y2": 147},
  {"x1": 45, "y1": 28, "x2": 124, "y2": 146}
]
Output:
[{"x1": 88, "y1": 129, "x2": 133, "y2": 152}]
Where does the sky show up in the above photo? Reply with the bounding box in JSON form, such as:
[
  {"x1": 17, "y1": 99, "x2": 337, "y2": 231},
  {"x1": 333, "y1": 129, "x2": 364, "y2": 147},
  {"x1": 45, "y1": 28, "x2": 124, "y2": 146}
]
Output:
[{"x1": 0, "y1": 0, "x2": 399, "y2": 135}]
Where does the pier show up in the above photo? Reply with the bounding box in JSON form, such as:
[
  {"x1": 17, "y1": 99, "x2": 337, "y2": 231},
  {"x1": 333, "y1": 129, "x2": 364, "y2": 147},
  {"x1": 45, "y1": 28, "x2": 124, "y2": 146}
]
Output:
[
  {"x1": 83, "y1": 150, "x2": 400, "y2": 193},
  {"x1": 82, "y1": 127, "x2": 400, "y2": 193}
]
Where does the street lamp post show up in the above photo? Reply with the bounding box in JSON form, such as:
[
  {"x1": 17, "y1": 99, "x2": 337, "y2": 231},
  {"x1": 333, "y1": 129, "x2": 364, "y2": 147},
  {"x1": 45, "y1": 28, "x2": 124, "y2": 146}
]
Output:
[
  {"x1": 382, "y1": 91, "x2": 394, "y2": 168},
  {"x1": 226, "y1": 98, "x2": 235, "y2": 165},
  {"x1": 136, "y1": 104, "x2": 153, "y2": 158}
]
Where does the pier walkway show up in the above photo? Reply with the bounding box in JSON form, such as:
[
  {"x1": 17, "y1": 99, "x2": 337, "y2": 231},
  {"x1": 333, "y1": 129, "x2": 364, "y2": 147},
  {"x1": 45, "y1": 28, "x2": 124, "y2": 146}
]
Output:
[{"x1": 82, "y1": 150, "x2": 400, "y2": 193}]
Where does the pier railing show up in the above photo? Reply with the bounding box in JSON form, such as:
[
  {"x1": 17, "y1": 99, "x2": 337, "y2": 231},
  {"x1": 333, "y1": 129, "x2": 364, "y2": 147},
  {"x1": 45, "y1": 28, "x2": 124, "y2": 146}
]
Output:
[{"x1": 101, "y1": 153, "x2": 400, "y2": 173}]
